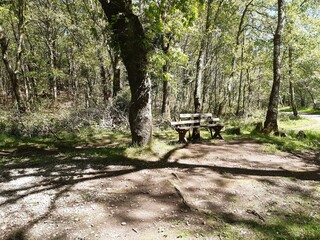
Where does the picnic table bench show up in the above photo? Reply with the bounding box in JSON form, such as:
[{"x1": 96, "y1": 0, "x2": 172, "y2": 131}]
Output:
[{"x1": 171, "y1": 113, "x2": 224, "y2": 143}]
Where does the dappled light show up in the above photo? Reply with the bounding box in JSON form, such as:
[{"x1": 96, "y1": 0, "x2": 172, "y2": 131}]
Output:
[
  {"x1": 1, "y1": 139, "x2": 320, "y2": 239},
  {"x1": 1, "y1": 0, "x2": 320, "y2": 238}
]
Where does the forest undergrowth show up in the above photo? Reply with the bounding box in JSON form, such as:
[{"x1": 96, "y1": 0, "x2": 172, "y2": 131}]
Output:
[{"x1": 0, "y1": 103, "x2": 319, "y2": 162}]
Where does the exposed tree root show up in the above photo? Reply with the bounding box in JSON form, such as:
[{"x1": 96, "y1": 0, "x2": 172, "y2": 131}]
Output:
[{"x1": 169, "y1": 180, "x2": 199, "y2": 212}]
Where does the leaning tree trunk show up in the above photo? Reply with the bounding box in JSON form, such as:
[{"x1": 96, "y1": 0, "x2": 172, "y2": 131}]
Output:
[
  {"x1": 263, "y1": 0, "x2": 285, "y2": 134},
  {"x1": 99, "y1": 0, "x2": 152, "y2": 146}
]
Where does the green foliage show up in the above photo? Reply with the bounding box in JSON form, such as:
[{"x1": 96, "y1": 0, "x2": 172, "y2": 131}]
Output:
[
  {"x1": 1, "y1": 0, "x2": 320, "y2": 145},
  {"x1": 0, "y1": 6, "x2": 10, "y2": 25},
  {"x1": 299, "y1": 108, "x2": 320, "y2": 114},
  {"x1": 142, "y1": 0, "x2": 203, "y2": 37},
  {"x1": 148, "y1": 46, "x2": 188, "y2": 87}
]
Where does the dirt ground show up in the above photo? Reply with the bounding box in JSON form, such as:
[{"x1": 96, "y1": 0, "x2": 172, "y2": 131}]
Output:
[{"x1": 1, "y1": 140, "x2": 320, "y2": 239}]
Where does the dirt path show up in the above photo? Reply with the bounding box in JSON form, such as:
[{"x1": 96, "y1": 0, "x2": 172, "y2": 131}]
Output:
[
  {"x1": 301, "y1": 114, "x2": 320, "y2": 124},
  {"x1": 1, "y1": 140, "x2": 320, "y2": 239}
]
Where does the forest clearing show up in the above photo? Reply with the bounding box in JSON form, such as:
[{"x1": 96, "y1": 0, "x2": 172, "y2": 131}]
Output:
[
  {"x1": 0, "y1": 110, "x2": 319, "y2": 239},
  {"x1": 1, "y1": 0, "x2": 320, "y2": 239}
]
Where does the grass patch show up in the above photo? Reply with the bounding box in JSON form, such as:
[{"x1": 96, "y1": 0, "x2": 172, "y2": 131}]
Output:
[
  {"x1": 201, "y1": 211, "x2": 320, "y2": 240},
  {"x1": 0, "y1": 128, "x2": 132, "y2": 167},
  {"x1": 222, "y1": 112, "x2": 320, "y2": 152},
  {"x1": 279, "y1": 106, "x2": 320, "y2": 115},
  {"x1": 240, "y1": 213, "x2": 320, "y2": 240},
  {"x1": 244, "y1": 130, "x2": 320, "y2": 152},
  {"x1": 0, "y1": 127, "x2": 179, "y2": 167},
  {"x1": 298, "y1": 108, "x2": 320, "y2": 115},
  {"x1": 124, "y1": 138, "x2": 177, "y2": 160},
  {"x1": 278, "y1": 114, "x2": 316, "y2": 129}
]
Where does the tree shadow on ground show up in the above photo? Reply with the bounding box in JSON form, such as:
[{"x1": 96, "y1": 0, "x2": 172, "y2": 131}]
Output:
[
  {"x1": 1, "y1": 139, "x2": 319, "y2": 239},
  {"x1": 289, "y1": 151, "x2": 320, "y2": 167}
]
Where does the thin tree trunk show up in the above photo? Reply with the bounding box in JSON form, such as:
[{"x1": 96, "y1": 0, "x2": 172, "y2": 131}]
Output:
[
  {"x1": 289, "y1": 47, "x2": 298, "y2": 116},
  {"x1": 264, "y1": 0, "x2": 285, "y2": 133},
  {"x1": 26, "y1": 64, "x2": 38, "y2": 100},
  {"x1": 305, "y1": 87, "x2": 316, "y2": 109},
  {"x1": 161, "y1": 63, "x2": 170, "y2": 119},
  {"x1": 107, "y1": 49, "x2": 121, "y2": 98},
  {"x1": 192, "y1": 0, "x2": 213, "y2": 140},
  {"x1": 100, "y1": 63, "x2": 111, "y2": 105},
  {"x1": 228, "y1": 0, "x2": 253, "y2": 113},
  {"x1": 161, "y1": 32, "x2": 171, "y2": 120},
  {"x1": 245, "y1": 68, "x2": 251, "y2": 112},
  {"x1": 98, "y1": 51, "x2": 111, "y2": 105},
  {"x1": 48, "y1": 38, "x2": 58, "y2": 104},
  {"x1": 0, "y1": 22, "x2": 26, "y2": 112},
  {"x1": 236, "y1": 36, "x2": 245, "y2": 116},
  {"x1": 112, "y1": 54, "x2": 121, "y2": 97}
]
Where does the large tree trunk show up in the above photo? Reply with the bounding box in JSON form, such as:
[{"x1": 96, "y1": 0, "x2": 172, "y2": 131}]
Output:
[
  {"x1": 99, "y1": 0, "x2": 152, "y2": 146},
  {"x1": 263, "y1": 0, "x2": 285, "y2": 134}
]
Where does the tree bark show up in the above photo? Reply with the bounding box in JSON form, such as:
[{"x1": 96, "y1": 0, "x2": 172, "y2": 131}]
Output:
[
  {"x1": 191, "y1": 0, "x2": 213, "y2": 140},
  {"x1": 228, "y1": 0, "x2": 253, "y2": 114},
  {"x1": 161, "y1": 33, "x2": 171, "y2": 120},
  {"x1": 0, "y1": 23, "x2": 26, "y2": 113},
  {"x1": 305, "y1": 87, "x2": 317, "y2": 109},
  {"x1": 161, "y1": 64, "x2": 170, "y2": 119},
  {"x1": 236, "y1": 36, "x2": 245, "y2": 116},
  {"x1": 112, "y1": 56, "x2": 121, "y2": 97},
  {"x1": 107, "y1": 51, "x2": 121, "y2": 98},
  {"x1": 264, "y1": 0, "x2": 285, "y2": 134},
  {"x1": 99, "y1": 0, "x2": 152, "y2": 146},
  {"x1": 100, "y1": 60, "x2": 111, "y2": 105},
  {"x1": 48, "y1": 38, "x2": 58, "y2": 104},
  {"x1": 288, "y1": 47, "x2": 298, "y2": 116}
]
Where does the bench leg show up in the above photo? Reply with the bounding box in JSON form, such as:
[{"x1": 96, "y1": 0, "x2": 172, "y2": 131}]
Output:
[
  {"x1": 177, "y1": 129, "x2": 189, "y2": 143},
  {"x1": 210, "y1": 126, "x2": 224, "y2": 140},
  {"x1": 209, "y1": 128, "x2": 213, "y2": 138}
]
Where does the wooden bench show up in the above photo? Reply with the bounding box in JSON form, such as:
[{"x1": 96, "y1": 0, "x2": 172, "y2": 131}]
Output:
[{"x1": 171, "y1": 113, "x2": 224, "y2": 143}]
